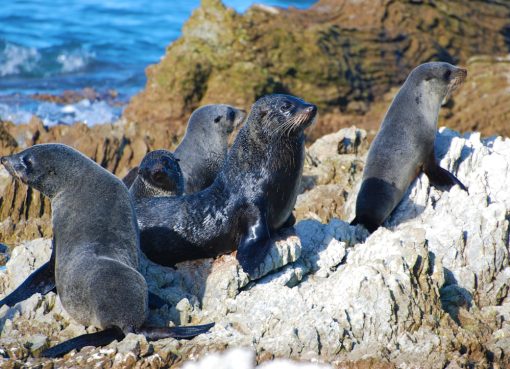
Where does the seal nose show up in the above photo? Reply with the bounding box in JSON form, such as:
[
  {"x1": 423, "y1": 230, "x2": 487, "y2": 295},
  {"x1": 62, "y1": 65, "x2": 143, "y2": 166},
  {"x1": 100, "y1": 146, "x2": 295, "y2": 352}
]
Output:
[
  {"x1": 0, "y1": 156, "x2": 6, "y2": 165},
  {"x1": 304, "y1": 105, "x2": 317, "y2": 115}
]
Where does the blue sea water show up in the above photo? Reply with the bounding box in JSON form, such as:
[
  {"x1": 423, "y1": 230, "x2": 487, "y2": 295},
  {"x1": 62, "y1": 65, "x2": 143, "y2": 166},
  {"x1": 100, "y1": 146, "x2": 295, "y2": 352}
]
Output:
[{"x1": 0, "y1": 0, "x2": 316, "y2": 126}]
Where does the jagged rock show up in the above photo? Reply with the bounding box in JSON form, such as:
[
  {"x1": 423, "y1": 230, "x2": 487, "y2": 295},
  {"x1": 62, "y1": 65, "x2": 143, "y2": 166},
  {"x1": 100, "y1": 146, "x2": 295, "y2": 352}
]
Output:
[
  {"x1": 296, "y1": 127, "x2": 368, "y2": 222},
  {"x1": 0, "y1": 128, "x2": 509, "y2": 368},
  {"x1": 125, "y1": 0, "x2": 510, "y2": 138}
]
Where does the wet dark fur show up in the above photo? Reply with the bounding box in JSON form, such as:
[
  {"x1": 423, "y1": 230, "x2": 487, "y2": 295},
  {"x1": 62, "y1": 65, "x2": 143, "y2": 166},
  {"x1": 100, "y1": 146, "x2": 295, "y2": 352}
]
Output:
[
  {"x1": 136, "y1": 95, "x2": 317, "y2": 276},
  {"x1": 0, "y1": 144, "x2": 213, "y2": 357}
]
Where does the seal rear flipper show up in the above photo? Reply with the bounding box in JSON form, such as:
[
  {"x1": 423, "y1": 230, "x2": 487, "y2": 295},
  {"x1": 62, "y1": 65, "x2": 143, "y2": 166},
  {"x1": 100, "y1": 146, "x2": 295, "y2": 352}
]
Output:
[
  {"x1": 424, "y1": 162, "x2": 467, "y2": 192},
  {"x1": 237, "y1": 206, "x2": 272, "y2": 278},
  {"x1": 0, "y1": 259, "x2": 55, "y2": 308},
  {"x1": 41, "y1": 327, "x2": 125, "y2": 358},
  {"x1": 136, "y1": 322, "x2": 214, "y2": 341}
]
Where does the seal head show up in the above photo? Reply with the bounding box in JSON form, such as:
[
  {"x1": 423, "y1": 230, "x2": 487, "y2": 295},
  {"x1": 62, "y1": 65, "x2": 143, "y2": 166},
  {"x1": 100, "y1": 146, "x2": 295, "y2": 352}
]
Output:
[
  {"x1": 129, "y1": 150, "x2": 184, "y2": 199},
  {"x1": 174, "y1": 104, "x2": 246, "y2": 193}
]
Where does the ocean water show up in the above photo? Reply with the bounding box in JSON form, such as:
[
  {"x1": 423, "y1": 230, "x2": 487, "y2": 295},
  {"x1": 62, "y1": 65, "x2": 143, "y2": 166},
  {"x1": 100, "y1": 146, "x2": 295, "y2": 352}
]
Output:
[{"x1": 0, "y1": 0, "x2": 316, "y2": 126}]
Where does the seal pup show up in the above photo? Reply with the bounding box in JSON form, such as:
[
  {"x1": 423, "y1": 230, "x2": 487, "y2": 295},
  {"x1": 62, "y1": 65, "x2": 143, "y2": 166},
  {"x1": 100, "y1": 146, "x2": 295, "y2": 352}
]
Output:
[
  {"x1": 129, "y1": 150, "x2": 184, "y2": 199},
  {"x1": 175, "y1": 104, "x2": 246, "y2": 193},
  {"x1": 0, "y1": 144, "x2": 213, "y2": 358},
  {"x1": 123, "y1": 104, "x2": 246, "y2": 193},
  {"x1": 135, "y1": 94, "x2": 317, "y2": 276},
  {"x1": 351, "y1": 62, "x2": 468, "y2": 233}
]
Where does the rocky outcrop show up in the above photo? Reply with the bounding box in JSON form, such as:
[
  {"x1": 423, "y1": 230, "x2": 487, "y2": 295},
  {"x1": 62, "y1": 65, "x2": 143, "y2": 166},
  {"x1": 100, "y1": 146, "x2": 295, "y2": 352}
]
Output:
[
  {"x1": 0, "y1": 117, "x2": 182, "y2": 244},
  {"x1": 1, "y1": 128, "x2": 509, "y2": 368},
  {"x1": 125, "y1": 0, "x2": 510, "y2": 137}
]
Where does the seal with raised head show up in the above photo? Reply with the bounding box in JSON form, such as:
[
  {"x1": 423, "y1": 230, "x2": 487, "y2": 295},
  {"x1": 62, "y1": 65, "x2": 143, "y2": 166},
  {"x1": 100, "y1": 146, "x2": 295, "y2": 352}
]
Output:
[
  {"x1": 129, "y1": 150, "x2": 184, "y2": 199},
  {"x1": 123, "y1": 104, "x2": 246, "y2": 194},
  {"x1": 0, "y1": 144, "x2": 213, "y2": 357},
  {"x1": 135, "y1": 94, "x2": 317, "y2": 276},
  {"x1": 351, "y1": 62, "x2": 468, "y2": 233}
]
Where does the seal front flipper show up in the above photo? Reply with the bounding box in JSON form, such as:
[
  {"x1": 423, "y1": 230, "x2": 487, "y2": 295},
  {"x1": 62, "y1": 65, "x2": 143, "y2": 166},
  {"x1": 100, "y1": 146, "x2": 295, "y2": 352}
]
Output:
[
  {"x1": 136, "y1": 322, "x2": 215, "y2": 340},
  {"x1": 0, "y1": 256, "x2": 55, "y2": 308},
  {"x1": 423, "y1": 155, "x2": 467, "y2": 192},
  {"x1": 42, "y1": 327, "x2": 125, "y2": 358},
  {"x1": 280, "y1": 213, "x2": 296, "y2": 229},
  {"x1": 237, "y1": 205, "x2": 272, "y2": 277}
]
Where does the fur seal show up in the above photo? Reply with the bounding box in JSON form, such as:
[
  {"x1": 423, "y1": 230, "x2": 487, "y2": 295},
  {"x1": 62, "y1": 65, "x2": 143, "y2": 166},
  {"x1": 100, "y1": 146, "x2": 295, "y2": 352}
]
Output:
[
  {"x1": 351, "y1": 62, "x2": 468, "y2": 233},
  {"x1": 123, "y1": 104, "x2": 246, "y2": 193},
  {"x1": 0, "y1": 144, "x2": 213, "y2": 357},
  {"x1": 135, "y1": 94, "x2": 317, "y2": 276},
  {"x1": 129, "y1": 150, "x2": 184, "y2": 199}
]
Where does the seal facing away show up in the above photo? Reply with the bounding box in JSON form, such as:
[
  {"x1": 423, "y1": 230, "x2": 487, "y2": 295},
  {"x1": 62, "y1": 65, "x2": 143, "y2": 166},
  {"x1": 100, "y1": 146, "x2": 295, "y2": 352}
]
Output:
[
  {"x1": 0, "y1": 144, "x2": 213, "y2": 357},
  {"x1": 351, "y1": 62, "x2": 468, "y2": 233},
  {"x1": 129, "y1": 150, "x2": 184, "y2": 199},
  {"x1": 135, "y1": 94, "x2": 317, "y2": 276},
  {"x1": 123, "y1": 104, "x2": 246, "y2": 194}
]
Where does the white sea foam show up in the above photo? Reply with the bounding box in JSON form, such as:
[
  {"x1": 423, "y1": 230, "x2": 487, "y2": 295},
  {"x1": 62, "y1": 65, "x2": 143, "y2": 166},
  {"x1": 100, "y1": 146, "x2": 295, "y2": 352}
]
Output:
[
  {"x1": 0, "y1": 43, "x2": 40, "y2": 77},
  {"x1": 0, "y1": 103, "x2": 34, "y2": 124},
  {"x1": 57, "y1": 50, "x2": 95, "y2": 73},
  {"x1": 0, "y1": 100, "x2": 120, "y2": 126}
]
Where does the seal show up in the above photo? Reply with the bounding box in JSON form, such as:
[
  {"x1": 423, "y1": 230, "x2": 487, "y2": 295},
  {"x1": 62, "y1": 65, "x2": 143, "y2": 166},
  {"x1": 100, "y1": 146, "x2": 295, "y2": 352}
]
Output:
[
  {"x1": 0, "y1": 144, "x2": 213, "y2": 357},
  {"x1": 135, "y1": 94, "x2": 317, "y2": 276},
  {"x1": 122, "y1": 104, "x2": 246, "y2": 193},
  {"x1": 351, "y1": 62, "x2": 468, "y2": 233},
  {"x1": 175, "y1": 104, "x2": 246, "y2": 193},
  {"x1": 129, "y1": 150, "x2": 184, "y2": 199}
]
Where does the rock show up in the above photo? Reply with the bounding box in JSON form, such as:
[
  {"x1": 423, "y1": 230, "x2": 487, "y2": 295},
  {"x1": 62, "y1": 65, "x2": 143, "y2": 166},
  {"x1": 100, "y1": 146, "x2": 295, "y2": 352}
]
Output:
[
  {"x1": 0, "y1": 127, "x2": 509, "y2": 368},
  {"x1": 181, "y1": 348, "x2": 332, "y2": 369},
  {"x1": 296, "y1": 127, "x2": 368, "y2": 222},
  {"x1": 125, "y1": 0, "x2": 510, "y2": 138}
]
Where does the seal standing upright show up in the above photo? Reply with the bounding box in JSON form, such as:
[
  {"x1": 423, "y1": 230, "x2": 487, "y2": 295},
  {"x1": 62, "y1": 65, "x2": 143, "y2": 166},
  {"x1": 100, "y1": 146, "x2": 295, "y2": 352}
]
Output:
[
  {"x1": 0, "y1": 144, "x2": 213, "y2": 357},
  {"x1": 351, "y1": 62, "x2": 468, "y2": 233},
  {"x1": 135, "y1": 95, "x2": 317, "y2": 276},
  {"x1": 129, "y1": 150, "x2": 184, "y2": 199},
  {"x1": 123, "y1": 104, "x2": 246, "y2": 193}
]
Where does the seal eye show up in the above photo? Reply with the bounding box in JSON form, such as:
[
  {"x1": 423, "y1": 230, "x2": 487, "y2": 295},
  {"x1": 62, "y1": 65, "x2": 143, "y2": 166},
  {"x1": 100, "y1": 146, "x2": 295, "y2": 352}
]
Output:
[
  {"x1": 214, "y1": 116, "x2": 221, "y2": 123},
  {"x1": 443, "y1": 70, "x2": 452, "y2": 81},
  {"x1": 280, "y1": 101, "x2": 292, "y2": 113},
  {"x1": 22, "y1": 156, "x2": 33, "y2": 168},
  {"x1": 228, "y1": 110, "x2": 236, "y2": 121}
]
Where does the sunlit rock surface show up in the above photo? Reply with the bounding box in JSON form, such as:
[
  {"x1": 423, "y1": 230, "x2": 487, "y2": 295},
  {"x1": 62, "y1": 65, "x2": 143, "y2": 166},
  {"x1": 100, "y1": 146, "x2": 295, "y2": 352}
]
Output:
[{"x1": 0, "y1": 128, "x2": 509, "y2": 368}]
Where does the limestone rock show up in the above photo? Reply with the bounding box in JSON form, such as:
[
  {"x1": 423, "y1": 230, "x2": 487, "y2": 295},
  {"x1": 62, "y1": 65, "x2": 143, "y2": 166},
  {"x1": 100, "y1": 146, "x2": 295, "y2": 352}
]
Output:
[
  {"x1": 0, "y1": 128, "x2": 509, "y2": 368},
  {"x1": 296, "y1": 127, "x2": 368, "y2": 222}
]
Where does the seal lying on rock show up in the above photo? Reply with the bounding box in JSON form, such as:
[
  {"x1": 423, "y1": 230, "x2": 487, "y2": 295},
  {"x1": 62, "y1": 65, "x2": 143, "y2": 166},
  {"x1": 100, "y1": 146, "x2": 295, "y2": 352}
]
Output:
[
  {"x1": 0, "y1": 144, "x2": 213, "y2": 358},
  {"x1": 129, "y1": 150, "x2": 184, "y2": 199},
  {"x1": 123, "y1": 104, "x2": 246, "y2": 194},
  {"x1": 351, "y1": 62, "x2": 468, "y2": 233},
  {"x1": 136, "y1": 94, "x2": 317, "y2": 277}
]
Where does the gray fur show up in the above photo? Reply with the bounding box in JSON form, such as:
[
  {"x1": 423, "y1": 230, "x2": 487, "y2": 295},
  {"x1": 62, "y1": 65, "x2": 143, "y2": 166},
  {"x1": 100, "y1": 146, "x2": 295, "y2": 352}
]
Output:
[
  {"x1": 1, "y1": 144, "x2": 147, "y2": 332},
  {"x1": 129, "y1": 150, "x2": 184, "y2": 199},
  {"x1": 354, "y1": 62, "x2": 467, "y2": 232},
  {"x1": 174, "y1": 104, "x2": 246, "y2": 193}
]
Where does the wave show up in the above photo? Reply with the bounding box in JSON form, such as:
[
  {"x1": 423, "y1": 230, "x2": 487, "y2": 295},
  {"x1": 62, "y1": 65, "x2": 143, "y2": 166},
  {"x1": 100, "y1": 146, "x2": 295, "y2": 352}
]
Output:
[
  {"x1": 0, "y1": 98, "x2": 122, "y2": 126},
  {"x1": 0, "y1": 40, "x2": 96, "y2": 78}
]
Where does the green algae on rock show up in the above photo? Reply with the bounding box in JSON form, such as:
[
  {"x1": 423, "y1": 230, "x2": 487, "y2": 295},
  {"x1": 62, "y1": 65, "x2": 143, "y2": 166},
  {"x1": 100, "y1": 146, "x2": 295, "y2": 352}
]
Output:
[{"x1": 124, "y1": 0, "x2": 510, "y2": 134}]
